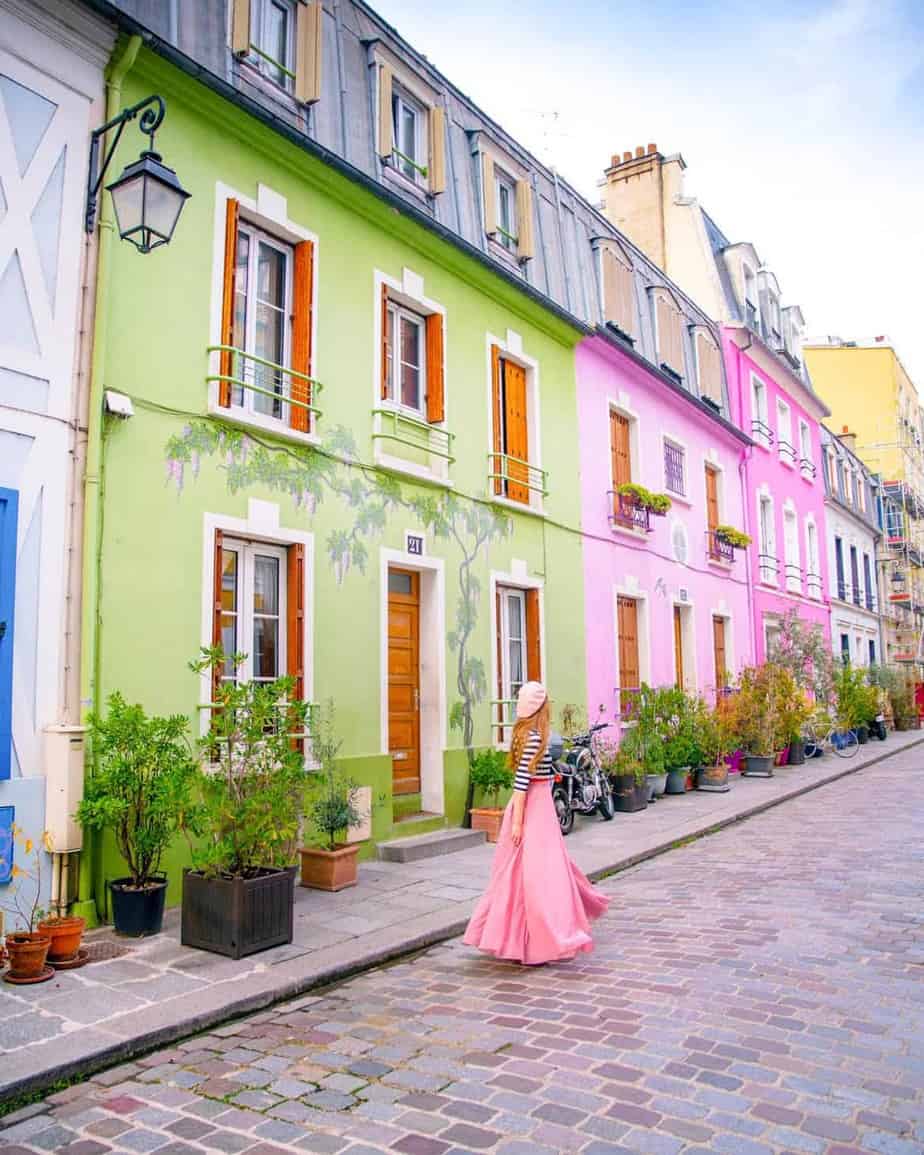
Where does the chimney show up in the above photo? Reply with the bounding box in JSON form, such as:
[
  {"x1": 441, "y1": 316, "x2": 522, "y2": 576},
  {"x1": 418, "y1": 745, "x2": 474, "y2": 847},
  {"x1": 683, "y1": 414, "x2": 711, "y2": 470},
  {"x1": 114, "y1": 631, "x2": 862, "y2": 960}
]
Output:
[
  {"x1": 838, "y1": 426, "x2": 857, "y2": 453},
  {"x1": 601, "y1": 143, "x2": 685, "y2": 272}
]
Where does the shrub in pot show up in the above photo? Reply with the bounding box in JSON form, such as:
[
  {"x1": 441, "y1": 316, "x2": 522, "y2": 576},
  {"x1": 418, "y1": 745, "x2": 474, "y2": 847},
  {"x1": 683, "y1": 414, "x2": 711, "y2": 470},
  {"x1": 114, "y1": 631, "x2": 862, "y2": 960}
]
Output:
[
  {"x1": 300, "y1": 702, "x2": 364, "y2": 891},
  {"x1": 692, "y1": 696, "x2": 739, "y2": 793},
  {"x1": 468, "y1": 748, "x2": 514, "y2": 842},
  {"x1": 0, "y1": 827, "x2": 53, "y2": 981},
  {"x1": 600, "y1": 739, "x2": 647, "y2": 813},
  {"x1": 779, "y1": 682, "x2": 812, "y2": 766},
  {"x1": 78, "y1": 693, "x2": 199, "y2": 937},
  {"x1": 622, "y1": 684, "x2": 679, "y2": 799},
  {"x1": 181, "y1": 648, "x2": 310, "y2": 958},
  {"x1": 736, "y1": 664, "x2": 794, "y2": 777},
  {"x1": 834, "y1": 661, "x2": 872, "y2": 742}
]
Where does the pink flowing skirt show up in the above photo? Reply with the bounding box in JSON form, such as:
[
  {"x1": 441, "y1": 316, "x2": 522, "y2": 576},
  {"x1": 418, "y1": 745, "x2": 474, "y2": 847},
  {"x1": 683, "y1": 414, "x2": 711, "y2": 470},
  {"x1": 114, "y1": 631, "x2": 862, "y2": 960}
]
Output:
[{"x1": 463, "y1": 779, "x2": 609, "y2": 965}]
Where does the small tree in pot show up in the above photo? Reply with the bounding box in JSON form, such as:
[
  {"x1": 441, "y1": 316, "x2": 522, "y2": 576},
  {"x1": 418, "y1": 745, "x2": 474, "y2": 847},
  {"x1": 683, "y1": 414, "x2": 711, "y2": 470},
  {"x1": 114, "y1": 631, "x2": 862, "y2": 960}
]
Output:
[
  {"x1": 600, "y1": 737, "x2": 648, "y2": 813},
  {"x1": 694, "y1": 696, "x2": 740, "y2": 791},
  {"x1": 468, "y1": 749, "x2": 514, "y2": 842},
  {"x1": 78, "y1": 693, "x2": 199, "y2": 937},
  {"x1": 736, "y1": 665, "x2": 790, "y2": 777},
  {"x1": 181, "y1": 649, "x2": 310, "y2": 958},
  {"x1": 300, "y1": 701, "x2": 364, "y2": 891},
  {"x1": 1, "y1": 827, "x2": 54, "y2": 981}
]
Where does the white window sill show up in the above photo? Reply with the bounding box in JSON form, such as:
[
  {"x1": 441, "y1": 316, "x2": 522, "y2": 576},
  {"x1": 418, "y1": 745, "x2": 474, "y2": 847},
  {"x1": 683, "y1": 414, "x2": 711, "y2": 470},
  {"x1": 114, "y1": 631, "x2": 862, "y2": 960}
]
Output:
[
  {"x1": 486, "y1": 236, "x2": 523, "y2": 271},
  {"x1": 707, "y1": 556, "x2": 734, "y2": 571},
  {"x1": 490, "y1": 493, "x2": 546, "y2": 519},
  {"x1": 779, "y1": 457, "x2": 796, "y2": 470},
  {"x1": 375, "y1": 450, "x2": 453, "y2": 489},
  {"x1": 382, "y1": 162, "x2": 432, "y2": 204},
  {"x1": 208, "y1": 401, "x2": 321, "y2": 449},
  {"x1": 609, "y1": 520, "x2": 650, "y2": 541},
  {"x1": 800, "y1": 471, "x2": 815, "y2": 484},
  {"x1": 666, "y1": 490, "x2": 691, "y2": 508}
]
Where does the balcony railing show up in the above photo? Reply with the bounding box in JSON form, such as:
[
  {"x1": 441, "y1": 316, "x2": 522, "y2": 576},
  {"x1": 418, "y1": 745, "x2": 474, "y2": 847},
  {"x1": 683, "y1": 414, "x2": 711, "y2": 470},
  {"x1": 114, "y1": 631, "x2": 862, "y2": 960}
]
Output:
[
  {"x1": 608, "y1": 492, "x2": 652, "y2": 533},
  {"x1": 488, "y1": 453, "x2": 549, "y2": 502},
  {"x1": 707, "y1": 531, "x2": 735, "y2": 564},
  {"x1": 778, "y1": 439, "x2": 796, "y2": 466},
  {"x1": 372, "y1": 408, "x2": 454, "y2": 463},
  {"x1": 836, "y1": 578, "x2": 848, "y2": 601},
  {"x1": 806, "y1": 571, "x2": 822, "y2": 600},
  {"x1": 784, "y1": 563, "x2": 803, "y2": 593},
  {"x1": 207, "y1": 345, "x2": 322, "y2": 427},
  {"x1": 800, "y1": 458, "x2": 817, "y2": 480},
  {"x1": 758, "y1": 553, "x2": 779, "y2": 584},
  {"x1": 752, "y1": 418, "x2": 774, "y2": 448}
]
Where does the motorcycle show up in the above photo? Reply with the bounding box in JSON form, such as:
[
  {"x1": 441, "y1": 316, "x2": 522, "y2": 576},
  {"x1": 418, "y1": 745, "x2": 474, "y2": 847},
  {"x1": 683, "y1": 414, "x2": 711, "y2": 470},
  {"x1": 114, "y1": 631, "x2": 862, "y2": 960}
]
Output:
[
  {"x1": 869, "y1": 713, "x2": 887, "y2": 741},
  {"x1": 551, "y1": 722, "x2": 615, "y2": 835}
]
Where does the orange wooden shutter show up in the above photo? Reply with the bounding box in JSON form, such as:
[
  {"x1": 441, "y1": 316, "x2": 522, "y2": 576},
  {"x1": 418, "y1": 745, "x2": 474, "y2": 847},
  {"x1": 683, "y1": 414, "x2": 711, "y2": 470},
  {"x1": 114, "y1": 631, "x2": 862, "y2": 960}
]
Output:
[
  {"x1": 287, "y1": 542, "x2": 305, "y2": 754},
  {"x1": 211, "y1": 529, "x2": 224, "y2": 704},
  {"x1": 603, "y1": 247, "x2": 634, "y2": 336},
  {"x1": 525, "y1": 588, "x2": 541, "y2": 681},
  {"x1": 673, "y1": 606, "x2": 684, "y2": 691},
  {"x1": 425, "y1": 312, "x2": 444, "y2": 424},
  {"x1": 491, "y1": 344, "x2": 502, "y2": 495},
  {"x1": 218, "y1": 199, "x2": 239, "y2": 408},
  {"x1": 713, "y1": 616, "x2": 727, "y2": 689},
  {"x1": 381, "y1": 285, "x2": 390, "y2": 400},
  {"x1": 516, "y1": 179, "x2": 534, "y2": 261},
  {"x1": 617, "y1": 596, "x2": 639, "y2": 695},
  {"x1": 610, "y1": 410, "x2": 631, "y2": 490},
  {"x1": 290, "y1": 240, "x2": 314, "y2": 433},
  {"x1": 705, "y1": 465, "x2": 720, "y2": 534},
  {"x1": 697, "y1": 331, "x2": 721, "y2": 403},
  {"x1": 504, "y1": 360, "x2": 529, "y2": 504}
]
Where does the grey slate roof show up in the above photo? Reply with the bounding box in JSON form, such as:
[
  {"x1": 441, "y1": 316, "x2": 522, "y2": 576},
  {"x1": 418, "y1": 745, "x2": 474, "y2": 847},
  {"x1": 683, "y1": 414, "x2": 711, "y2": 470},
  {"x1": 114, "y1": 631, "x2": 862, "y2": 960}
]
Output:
[{"x1": 87, "y1": 0, "x2": 736, "y2": 423}]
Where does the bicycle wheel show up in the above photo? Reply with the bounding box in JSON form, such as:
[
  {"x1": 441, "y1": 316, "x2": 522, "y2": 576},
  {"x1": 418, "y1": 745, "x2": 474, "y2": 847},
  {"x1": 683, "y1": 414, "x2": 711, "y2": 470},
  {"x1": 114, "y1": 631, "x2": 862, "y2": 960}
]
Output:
[
  {"x1": 802, "y1": 723, "x2": 820, "y2": 759},
  {"x1": 832, "y1": 729, "x2": 859, "y2": 758}
]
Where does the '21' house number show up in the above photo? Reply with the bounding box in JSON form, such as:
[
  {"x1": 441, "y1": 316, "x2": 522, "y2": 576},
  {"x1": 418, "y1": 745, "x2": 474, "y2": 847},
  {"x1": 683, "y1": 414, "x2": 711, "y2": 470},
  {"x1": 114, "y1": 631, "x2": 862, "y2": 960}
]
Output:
[{"x1": 406, "y1": 533, "x2": 424, "y2": 556}]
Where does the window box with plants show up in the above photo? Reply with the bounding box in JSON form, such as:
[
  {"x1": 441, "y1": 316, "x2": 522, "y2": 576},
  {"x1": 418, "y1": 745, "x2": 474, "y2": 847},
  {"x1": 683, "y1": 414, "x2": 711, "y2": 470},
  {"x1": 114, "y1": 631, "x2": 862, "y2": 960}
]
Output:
[
  {"x1": 616, "y1": 483, "x2": 672, "y2": 517},
  {"x1": 180, "y1": 650, "x2": 310, "y2": 959},
  {"x1": 77, "y1": 693, "x2": 200, "y2": 937},
  {"x1": 300, "y1": 703, "x2": 365, "y2": 892},
  {"x1": 468, "y1": 748, "x2": 514, "y2": 843}
]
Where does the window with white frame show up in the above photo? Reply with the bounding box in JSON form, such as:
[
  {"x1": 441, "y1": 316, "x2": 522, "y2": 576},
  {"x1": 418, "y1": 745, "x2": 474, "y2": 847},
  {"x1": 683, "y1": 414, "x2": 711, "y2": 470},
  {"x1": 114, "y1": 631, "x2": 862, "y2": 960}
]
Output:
[
  {"x1": 391, "y1": 84, "x2": 427, "y2": 186},
  {"x1": 758, "y1": 494, "x2": 776, "y2": 583},
  {"x1": 743, "y1": 264, "x2": 758, "y2": 329},
  {"x1": 766, "y1": 291, "x2": 782, "y2": 346},
  {"x1": 799, "y1": 419, "x2": 813, "y2": 477},
  {"x1": 783, "y1": 507, "x2": 801, "y2": 591},
  {"x1": 751, "y1": 376, "x2": 770, "y2": 446},
  {"x1": 777, "y1": 399, "x2": 794, "y2": 464},
  {"x1": 499, "y1": 587, "x2": 526, "y2": 705},
  {"x1": 232, "y1": 221, "x2": 293, "y2": 420},
  {"x1": 218, "y1": 539, "x2": 287, "y2": 684},
  {"x1": 249, "y1": 0, "x2": 297, "y2": 89},
  {"x1": 384, "y1": 299, "x2": 427, "y2": 415},
  {"x1": 495, "y1": 166, "x2": 518, "y2": 252},
  {"x1": 663, "y1": 439, "x2": 686, "y2": 497},
  {"x1": 806, "y1": 520, "x2": 821, "y2": 597}
]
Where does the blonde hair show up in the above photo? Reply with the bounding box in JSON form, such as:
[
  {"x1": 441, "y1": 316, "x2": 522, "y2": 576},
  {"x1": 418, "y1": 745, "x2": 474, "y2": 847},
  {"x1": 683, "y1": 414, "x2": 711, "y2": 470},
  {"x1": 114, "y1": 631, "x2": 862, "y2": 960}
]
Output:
[{"x1": 509, "y1": 699, "x2": 550, "y2": 774}]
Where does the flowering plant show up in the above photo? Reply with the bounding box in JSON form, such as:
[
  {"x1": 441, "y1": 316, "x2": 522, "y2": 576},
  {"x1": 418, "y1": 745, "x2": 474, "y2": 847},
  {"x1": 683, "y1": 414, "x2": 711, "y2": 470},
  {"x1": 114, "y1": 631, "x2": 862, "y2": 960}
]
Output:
[{"x1": 0, "y1": 826, "x2": 53, "y2": 934}]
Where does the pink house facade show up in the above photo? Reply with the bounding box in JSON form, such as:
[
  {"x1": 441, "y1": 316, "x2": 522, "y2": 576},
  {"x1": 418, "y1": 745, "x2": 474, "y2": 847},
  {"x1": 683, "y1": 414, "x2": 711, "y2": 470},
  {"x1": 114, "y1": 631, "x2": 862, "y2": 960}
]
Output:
[
  {"x1": 575, "y1": 230, "x2": 753, "y2": 726},
  {"x1": 723, "y1": 329, "x2": 831, "y2": 661}
]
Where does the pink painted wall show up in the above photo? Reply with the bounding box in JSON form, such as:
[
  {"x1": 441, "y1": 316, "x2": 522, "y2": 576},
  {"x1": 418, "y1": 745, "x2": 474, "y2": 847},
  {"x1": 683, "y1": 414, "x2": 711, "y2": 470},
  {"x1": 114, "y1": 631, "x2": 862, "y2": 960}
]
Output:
[
  {"x1": 576, "y1": 336, "x2": 753, "y2": 725},
  {"x1": 721, "y1": 329, "x2": 831, "y2": 662}
]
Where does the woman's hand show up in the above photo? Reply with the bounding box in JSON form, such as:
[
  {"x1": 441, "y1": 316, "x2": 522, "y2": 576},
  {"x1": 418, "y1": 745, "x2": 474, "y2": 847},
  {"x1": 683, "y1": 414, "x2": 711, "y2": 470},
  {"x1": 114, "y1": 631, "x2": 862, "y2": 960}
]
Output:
[
  {"x1": 512, "y1": 819, "x2": 523, "y2": 846},
  {"x1": 511, "y1": 790, "x2": 526, "y2": 847}
]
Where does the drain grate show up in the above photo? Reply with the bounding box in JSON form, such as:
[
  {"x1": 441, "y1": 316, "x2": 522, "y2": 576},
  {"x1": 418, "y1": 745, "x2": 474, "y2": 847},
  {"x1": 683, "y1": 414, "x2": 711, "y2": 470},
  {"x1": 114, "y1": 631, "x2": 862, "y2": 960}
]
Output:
[{"x1": 83, "y1": 939, "x2": 134, "y2": 962}]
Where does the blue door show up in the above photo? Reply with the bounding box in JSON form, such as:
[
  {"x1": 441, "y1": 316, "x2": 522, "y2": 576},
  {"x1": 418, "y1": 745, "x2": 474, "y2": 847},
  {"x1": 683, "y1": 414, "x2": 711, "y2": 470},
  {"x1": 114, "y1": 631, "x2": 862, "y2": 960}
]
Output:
[{"x1": 0, "y1": 488, "x2": 17, "y2": 781}]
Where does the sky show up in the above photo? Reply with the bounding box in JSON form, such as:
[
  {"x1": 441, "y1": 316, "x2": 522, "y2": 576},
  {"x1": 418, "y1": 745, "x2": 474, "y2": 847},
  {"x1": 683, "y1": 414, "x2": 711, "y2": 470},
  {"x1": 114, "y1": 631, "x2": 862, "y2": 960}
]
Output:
[{"x1": 371, "y1": 0, "x2": 924, "y2": 385}]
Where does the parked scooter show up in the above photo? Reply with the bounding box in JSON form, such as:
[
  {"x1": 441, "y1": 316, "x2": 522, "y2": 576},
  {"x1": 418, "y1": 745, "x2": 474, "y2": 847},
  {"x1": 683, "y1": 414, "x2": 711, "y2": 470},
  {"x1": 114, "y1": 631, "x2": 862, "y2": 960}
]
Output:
[
  {"x1": 551, "y1": 722, "x2": 615, "y2": 835},
  {"x1": 869, "y1": 713, "x2": 887, "y2": 741}
]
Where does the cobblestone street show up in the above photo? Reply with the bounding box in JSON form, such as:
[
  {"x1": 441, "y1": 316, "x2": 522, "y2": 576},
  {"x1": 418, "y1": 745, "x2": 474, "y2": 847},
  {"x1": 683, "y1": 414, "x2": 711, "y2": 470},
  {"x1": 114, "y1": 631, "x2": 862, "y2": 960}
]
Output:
[{"x1": 2, "y1": 749, "x2": 923, "y2": 1155}]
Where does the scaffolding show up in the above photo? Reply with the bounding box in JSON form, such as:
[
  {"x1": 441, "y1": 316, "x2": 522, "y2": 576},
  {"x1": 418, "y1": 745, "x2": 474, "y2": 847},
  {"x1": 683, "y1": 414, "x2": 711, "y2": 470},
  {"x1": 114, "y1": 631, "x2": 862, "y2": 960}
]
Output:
[{"x1": 878, "y1": 479, "x2": 924, "y2": 665}]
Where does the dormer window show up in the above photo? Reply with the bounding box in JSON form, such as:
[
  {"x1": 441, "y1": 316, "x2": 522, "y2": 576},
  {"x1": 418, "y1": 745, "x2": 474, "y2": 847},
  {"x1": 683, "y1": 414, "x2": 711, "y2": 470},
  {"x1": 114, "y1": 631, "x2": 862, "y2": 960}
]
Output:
[
  {"x1": 495, "y1": 167, "x2": 518, "y2": 252},
  {"x1": 693, "y1": 327, "x2": 723, "y2": 409},
  {"x1": 231, "y1": 0, "x2": 322, "y2": 104},
  {"x1": 766, "y1": 292, "x2": 782, "y2": 347},
  {"x1": 600, "y1": 241, "x2": 635, "y2": 340},
  {"x1": 742, "y1": 264, "x2": 758, "y2": 330},
  {"x1": 652, "y1": 287, "x2": 684, "y2": 381},
  {"x1": 391, "y1": 85, "x2": 426, "y2": 186},
  {"x1": 480, "y1": 148, "x2": 534, "y2": 263},
  {"x1": 375, "y1": 61, "x2": 446, "y2": 196}
]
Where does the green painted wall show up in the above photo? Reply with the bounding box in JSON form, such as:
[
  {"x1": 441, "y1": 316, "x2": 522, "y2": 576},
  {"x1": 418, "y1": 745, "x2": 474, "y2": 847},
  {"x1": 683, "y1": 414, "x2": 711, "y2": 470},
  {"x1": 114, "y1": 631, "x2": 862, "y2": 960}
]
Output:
[{"x1": 88, "y1": 50, "x2": 587, "y2": 909}]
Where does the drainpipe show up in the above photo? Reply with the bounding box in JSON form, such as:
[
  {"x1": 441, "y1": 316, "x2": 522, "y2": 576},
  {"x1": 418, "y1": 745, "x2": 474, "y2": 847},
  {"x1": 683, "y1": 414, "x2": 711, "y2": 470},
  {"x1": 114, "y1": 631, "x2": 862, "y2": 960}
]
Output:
[
  {"x1": 733, "y1": 328, "x2": 759, "y2": 664},
  {"x1": 75, "y1": 34, "x2": 142, "y2": 925}
]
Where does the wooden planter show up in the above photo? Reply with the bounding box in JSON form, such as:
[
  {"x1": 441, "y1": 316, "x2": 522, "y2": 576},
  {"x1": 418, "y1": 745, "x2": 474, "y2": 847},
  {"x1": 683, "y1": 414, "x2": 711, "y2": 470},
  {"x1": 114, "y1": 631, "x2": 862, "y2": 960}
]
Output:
[
  {"x1": 37, "y1": 916, "x2": 85, "y2": 963},
  {"x1": 300, "y1": 844, "x2": 360, "y2": 892},
  {"x1": 182, "y1": 867, "x2": 295, "y2": 959},
  {"x1": 4, "y1": 932, "x2": 51, "y2": 980},
  {"x1": 470, "y1": 807, "x2": 505, "y2": 843}
]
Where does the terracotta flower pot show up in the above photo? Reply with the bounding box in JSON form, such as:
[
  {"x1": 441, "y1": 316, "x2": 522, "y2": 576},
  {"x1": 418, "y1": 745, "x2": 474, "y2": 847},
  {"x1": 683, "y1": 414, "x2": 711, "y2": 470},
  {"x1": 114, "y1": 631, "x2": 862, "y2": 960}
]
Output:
[
  {"x1": 4, "y1": 932, "x2": 51, "y2": 980},
  {"x1": 470, "y1": 807, "x2": 505, "y2": 843},
  {"x1": 300, "y1": 844, "x2": 360, "y2": 892},
  {"x1": 37, "y1": 916, "x2": 85, "y2": 963}
]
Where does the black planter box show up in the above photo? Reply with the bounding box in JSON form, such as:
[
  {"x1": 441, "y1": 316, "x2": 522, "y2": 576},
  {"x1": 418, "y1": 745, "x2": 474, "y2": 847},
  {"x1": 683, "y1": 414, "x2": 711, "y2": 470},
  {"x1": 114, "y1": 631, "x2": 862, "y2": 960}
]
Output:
[
  {"x1": 611, "y1": 774, "x2": 648, "y2": 812},
  {"x1": 110, "y1": 876, "x2": 167, "y2": 937},
  {"x1": 856, "y1": 725, "x2": 869, "y2": 745},
  {"x1": 182, "y1": 866, "x2": 295, "y2": 959},
  {"x1": 788, "y1": 739, "x2": 806, "y2": 765}
]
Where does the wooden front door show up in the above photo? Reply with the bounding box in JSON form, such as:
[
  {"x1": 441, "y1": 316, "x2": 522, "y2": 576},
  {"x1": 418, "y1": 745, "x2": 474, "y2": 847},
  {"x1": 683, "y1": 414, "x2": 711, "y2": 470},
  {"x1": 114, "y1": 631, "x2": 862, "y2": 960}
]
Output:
[
  {"x1": 673, "y1": 605, "x2": 684, "y2": 690},
  {"x1": 713, "y1": 615, "x2": 727, "y2": 690},
  {"x1": 388, "y1": 568, "x2": 420, "y2": 796},
  {"x1": 705, "y1": 465, "x2": 719, "y2": 534}
]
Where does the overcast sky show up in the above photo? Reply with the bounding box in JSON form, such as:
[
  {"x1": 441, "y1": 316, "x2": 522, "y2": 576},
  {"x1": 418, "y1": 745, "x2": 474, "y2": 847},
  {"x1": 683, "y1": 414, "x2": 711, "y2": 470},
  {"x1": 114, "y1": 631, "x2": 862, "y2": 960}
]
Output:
[{"x1": 373, "y1": 0, "x2": 924, "y2": 385}]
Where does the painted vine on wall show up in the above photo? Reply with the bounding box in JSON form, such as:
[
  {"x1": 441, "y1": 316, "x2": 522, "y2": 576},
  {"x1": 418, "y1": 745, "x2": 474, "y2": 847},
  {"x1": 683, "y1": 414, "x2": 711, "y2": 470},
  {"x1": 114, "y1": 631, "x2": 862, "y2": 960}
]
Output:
[{"x1": 165, "y1": 423, "x2": 510, "y2": 818}]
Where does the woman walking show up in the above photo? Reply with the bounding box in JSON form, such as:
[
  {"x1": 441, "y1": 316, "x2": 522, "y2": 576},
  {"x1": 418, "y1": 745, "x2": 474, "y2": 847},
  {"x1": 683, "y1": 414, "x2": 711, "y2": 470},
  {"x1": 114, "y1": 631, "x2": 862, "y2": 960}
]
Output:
[{"x1": 463, "y1": 681, "x2": 609, "y2": 965}]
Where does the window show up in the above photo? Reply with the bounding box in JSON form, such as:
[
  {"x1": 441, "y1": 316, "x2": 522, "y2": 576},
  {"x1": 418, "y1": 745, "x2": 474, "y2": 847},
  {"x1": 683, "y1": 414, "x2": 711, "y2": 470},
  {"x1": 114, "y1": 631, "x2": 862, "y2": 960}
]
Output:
[
  {"x1": 496, "y1": 585, "x2": 540, "y2": 737},
  {"x1": 758, "y1": 494, "x2": 776, "y2": 583},
  {"x1": 376, "y1": 65, "x2": 446, "y2": 195},
  {"x1": 840, "y1": 633, "x2": 850, "y2": 664},
  {"x1": 601, "y1": 244, "x2": 634, "y2": 339},
  {"x1": 806, "y1": 521, "x2": 821, "y2": 598},
  {"x1": 777, "y1": 399, "x2": 794, "y2": 465},
  {"x1": 617, "y1": 595, "x2": 640, "y2": 711},
  {"x1": 609, "y1": 409, "x2": 645, "y2": 529},
  {"x1": 217, "y1": 201, "x2": 315, "y2": 435},
  {"x1": 231, "y1": 0, "x2": 322, "y2": 103},
  {"x1": 742, "y1": 264, "x2": 758, "y2": 329},
  {"x1": 850, "y1": 546, "x2": 861, "y2": 606},
  {"x1": 480, "y1": 152, "x2": 534, "y2": 261},
  {"x1": 653, "y1": 289, "x2": 684, "y2": 379},
  {"x1": 783, "y1": 508, "x2": 800, "y2": 592},
  {"x1": 391, "y1": 86, "x2": 426, "y2": 186},
  {"x1": 712, "y1": 616, "x2": 728, "y2": 690},
  {"x1": 695, "y1": 330, "x2": 723, "y2": 407},
  {"x1": 834, "y1": 536, "x2": 846, "y2": 600},
  {"x1": 491, "y1": 347, "x2": 536, "y2": 505},
  {"x1": 799, "y1": 420, "x2": 814, "y2": 479},
  {"x1": 863, "y1": 553, "x2": 874, "y2": 610},
  {"x1": 705, "y1": 465, "x2": 722, "y2": 557},
  {"x1": 664, "y1": 440, "x2": 685, "y2": 497},
  {"x1": 751, "y1": 376, "x2": 770, "y2": 446},
  {"x1": 869, "y1": 639, "x2": 877, "y2": 666},
  {"x1": 765, "y1": 291, "x2": 782, "y2": 347},
  {"x1": 384, "y1": 301, "x2": 425, "y2": 413}
]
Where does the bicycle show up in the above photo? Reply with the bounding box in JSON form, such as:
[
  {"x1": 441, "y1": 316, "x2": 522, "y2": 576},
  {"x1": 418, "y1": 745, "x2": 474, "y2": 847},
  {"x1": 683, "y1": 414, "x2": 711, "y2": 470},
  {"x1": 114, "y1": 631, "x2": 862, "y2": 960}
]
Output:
[{"x1": 802, "y1": 716, "x2": 859, "y2": 759}]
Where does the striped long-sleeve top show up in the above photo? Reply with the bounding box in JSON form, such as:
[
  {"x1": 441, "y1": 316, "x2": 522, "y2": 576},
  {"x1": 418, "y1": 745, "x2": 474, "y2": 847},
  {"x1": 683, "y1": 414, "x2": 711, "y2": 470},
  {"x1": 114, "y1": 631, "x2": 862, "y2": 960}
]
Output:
[{"x1": 513, "y1": 729, "x2": 554, "y2": 792}]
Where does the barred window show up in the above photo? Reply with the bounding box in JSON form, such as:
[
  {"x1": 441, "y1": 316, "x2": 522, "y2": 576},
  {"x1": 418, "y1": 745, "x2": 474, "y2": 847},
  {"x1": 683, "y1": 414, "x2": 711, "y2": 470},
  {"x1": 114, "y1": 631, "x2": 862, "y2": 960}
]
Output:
[{"x1": 664, "y1": 440, "x2": 685, "y2": 497}]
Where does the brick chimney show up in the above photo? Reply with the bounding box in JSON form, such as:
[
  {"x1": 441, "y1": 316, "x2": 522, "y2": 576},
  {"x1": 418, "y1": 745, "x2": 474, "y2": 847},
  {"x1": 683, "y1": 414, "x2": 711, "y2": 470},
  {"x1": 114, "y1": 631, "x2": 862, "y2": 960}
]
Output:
[
  {"x1": 601, "y1": 144, "x2": 685, "y2": 271},
  {"x1": 838, "y1": 425, "x2": 858, "y2": 454}
]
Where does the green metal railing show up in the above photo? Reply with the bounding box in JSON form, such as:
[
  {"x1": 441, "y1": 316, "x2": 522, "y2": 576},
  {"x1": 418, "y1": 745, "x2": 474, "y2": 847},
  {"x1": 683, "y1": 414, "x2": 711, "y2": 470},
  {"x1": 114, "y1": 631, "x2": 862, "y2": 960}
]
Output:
[
  {"x1": 495, "y1": 224, "x2": 519, "y2": 248},
  {"x1": 208, "y1": 345, "x2": 323, "y2": 424},
  {"x1": 488, "y1": 452, "x2": 549, "y2": 499},
  {"x1": 248, "y1": 42, "x2": 295, "y2": 82},
  {"x1": 372, "y1": 407, "x2": 454, "y2": 463},
  {"x1": 392, "y1": 148, "x2": 428, "y2": 179}
]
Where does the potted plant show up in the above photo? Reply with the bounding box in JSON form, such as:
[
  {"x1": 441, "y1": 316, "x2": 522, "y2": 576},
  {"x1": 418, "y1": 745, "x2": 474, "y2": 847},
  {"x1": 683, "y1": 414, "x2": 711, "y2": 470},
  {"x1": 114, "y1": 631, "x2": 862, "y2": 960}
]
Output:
[
  {"x1": 713, "y1": 525, "x2": 752, "y2": 550},
  {"x1": 37, "y1": 912, "x2": 86, "y2": 965},
  {"x1": 0, "y1": 827, "x2": 53, "y2": 982},
  {"x1": 616, "y1": 482, "x2": 672, "y2": 517},
  {"x1": 181, "y1": 649, "x2": 310, "y2": 958},
  {"x1": 600, "y1": 738, "x2": 648, "y2": 813},
  {"x1": 468, "y1": 748, "x2": 514, "y2": 843},
  {"x1": 693, "y1": 696, "x2": 738, "y2": 792},
  {"x1": 736, "y1": 665, "x2": 790, "y2": 777},
  {"x1": 833, "y1": 661, "x2": 868, "y2": 739},
  {"x1": 300, "y1": 702, "x2": 364, "y2": 891},
  {"x1": 78, "y1": 692, "x2": 199, "y2": 937}
]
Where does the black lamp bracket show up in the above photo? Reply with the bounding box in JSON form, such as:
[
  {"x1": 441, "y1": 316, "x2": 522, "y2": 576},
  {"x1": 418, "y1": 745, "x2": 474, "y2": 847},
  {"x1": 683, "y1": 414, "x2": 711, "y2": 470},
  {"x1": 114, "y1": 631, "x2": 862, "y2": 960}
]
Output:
[{"x1": 85, "y1": 93, "x2": 165, "y2": 234}]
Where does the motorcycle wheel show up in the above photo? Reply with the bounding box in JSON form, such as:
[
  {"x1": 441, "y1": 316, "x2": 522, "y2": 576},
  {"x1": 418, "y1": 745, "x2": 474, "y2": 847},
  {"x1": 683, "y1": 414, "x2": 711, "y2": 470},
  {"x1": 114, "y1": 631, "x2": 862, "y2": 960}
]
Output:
[
  {"x1": 597, "y1": 782, "x2": 615, "y2": 821},
  {"x1": 553, "y1": 788, "x2": 574, "y2": 836}
]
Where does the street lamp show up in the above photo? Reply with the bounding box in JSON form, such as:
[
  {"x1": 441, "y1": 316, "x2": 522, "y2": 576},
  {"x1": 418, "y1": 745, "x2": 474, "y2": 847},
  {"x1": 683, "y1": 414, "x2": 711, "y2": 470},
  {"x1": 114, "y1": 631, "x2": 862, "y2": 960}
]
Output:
[{"x1": 85, "y1": 94, "x2": 190, "y2": 253}]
